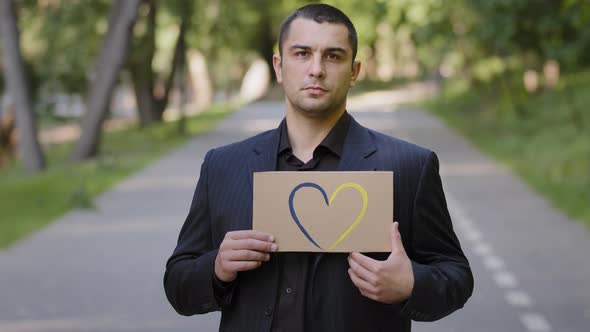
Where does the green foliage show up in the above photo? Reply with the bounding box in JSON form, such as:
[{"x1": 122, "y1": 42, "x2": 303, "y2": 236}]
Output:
[
  {"x1": 0, "y1": 103, "x2": 233, "y2": 248},
  {"x1": 425, "y1": 71, "x2": 590, "y2": 226},
  {"x1": 184, "y1": 0, "x2": 306, "y2": 88},
  {"x1": 327, "y1": 0, "x2": 387, "y2": 49},
  {"x1": 11, "y1": 0, "x2": 590, "y2": 103},
  {"x1": 349, "y1": 77, "x2": 410, "y2": 96},
  {"x1": 19, "y1": 1, "x2": 111, "y2": 95}
]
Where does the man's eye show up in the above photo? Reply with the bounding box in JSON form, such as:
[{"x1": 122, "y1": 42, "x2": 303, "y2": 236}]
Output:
[
  {"x1": 327, "y1": 54, "x2": 341, "y2": 60},
  {"x1": 295, "y1": 51, "x2": 308, "y2": 57}
]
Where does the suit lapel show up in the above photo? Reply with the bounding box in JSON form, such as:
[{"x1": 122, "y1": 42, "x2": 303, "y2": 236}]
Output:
[
  {"x1": 245, "y1": 125, "x2": 281, "y2": 294},
  {"x1": 246, "y1": 125, "x2": 281, "y2": 187},
  {"x1": 337, "y1": 116, "x2": 379, "y2": 171}
]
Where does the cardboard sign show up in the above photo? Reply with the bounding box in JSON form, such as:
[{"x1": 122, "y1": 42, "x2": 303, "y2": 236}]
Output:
[{"x1": 253, "y1": 172, "x2": 393, "y2": 252}]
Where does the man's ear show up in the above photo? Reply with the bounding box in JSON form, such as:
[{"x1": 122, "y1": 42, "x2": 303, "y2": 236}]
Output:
[
  {"x1": 273, "y1": 54, "x2": 283, "y2": 84},
  {"x1": 349, "y1": 60, "x2": 361, "y2": 87}
]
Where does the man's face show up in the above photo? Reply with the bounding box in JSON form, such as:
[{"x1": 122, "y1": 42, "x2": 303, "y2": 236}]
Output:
[{"x1": 273, "y1": 18, "x2": 361, "y2": 118}]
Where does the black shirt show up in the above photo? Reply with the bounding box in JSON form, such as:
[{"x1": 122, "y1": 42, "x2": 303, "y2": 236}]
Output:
[{"x1": 271, "y1": 112, "x2": 351, "y2": 332}]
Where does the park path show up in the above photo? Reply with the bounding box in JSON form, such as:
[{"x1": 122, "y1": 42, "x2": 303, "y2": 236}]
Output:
[{"x1": 1, "y1": 99, "x2": 590, "y2": 332}]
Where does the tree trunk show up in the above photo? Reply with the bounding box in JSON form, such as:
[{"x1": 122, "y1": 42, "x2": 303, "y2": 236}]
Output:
[
  {"x1": 155, "y1": 11, "x2": 188, "y2": 116},
  {"x1": 258, "y1": 13, "x2": 276, "y2": 82},
  {"x1": 0, "y1": 0, "x2": 45, "y2": 173},
  {"x1": 0, "y1": 107, "x2": 18, "y2": 168},
  {"x1": 131, "y1": 67, "x2": 158, "y2": 124},
  {"x1": 71, "y1": 0, "x2": 141, "y2": 161},
  {"x1": 129, "y1": 0, "x2": 159, "y2": 125},
  {"x1": 176, "y1": 1, "x2": 190, "y2": 134},
  {"x1": 176, "y1": 42, "x2": 187, "y2": 135}
]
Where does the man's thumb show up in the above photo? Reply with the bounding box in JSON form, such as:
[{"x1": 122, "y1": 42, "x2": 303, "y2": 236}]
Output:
[{"x1": 390, "y1": 222, "x2": 404, "y2": 253}]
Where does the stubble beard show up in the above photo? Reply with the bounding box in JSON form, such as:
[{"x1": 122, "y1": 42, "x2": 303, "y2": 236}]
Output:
[{"x1": 288, "y1": 91, "x2": 347, "y2": 119}]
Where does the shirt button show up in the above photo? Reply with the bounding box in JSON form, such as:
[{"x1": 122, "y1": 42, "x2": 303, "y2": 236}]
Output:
[
  {"x1": 285, "y1": 287, "x2": 292, "y2": 294},
  {"x1": 264, "y1": 305, "x2": 273, "y2": 316}
]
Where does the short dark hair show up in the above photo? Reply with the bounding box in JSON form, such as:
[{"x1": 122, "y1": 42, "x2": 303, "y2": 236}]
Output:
[{"x1": 278, "y1": 4, "x2": 358, "y2": 62}]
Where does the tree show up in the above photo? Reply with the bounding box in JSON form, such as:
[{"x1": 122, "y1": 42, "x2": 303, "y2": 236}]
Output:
[
  {"x1": 128, "y1": 0, "x2": 159, "y2": 125},
  {"x1": 71, "y1": 0, "x2": 141, "y2": 161},
  {"x1": 19, "y1": 1, "x2": 110, "y2": 97},
  {"x1": 0, "y1": 0, "x2": 45, "y2": 173},
  {"x1": 127, "y1": 0, "x2": 192, "y2": 126}
]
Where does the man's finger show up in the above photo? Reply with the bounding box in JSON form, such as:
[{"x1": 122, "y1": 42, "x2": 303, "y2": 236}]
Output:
[
  {"x1": 226, "y1": 230, "x2": 274, "y2": 242},
  {"x1": 348, "y1": 268, "x2": 377, "y2": 296},
  {"x1": 349, "y1": 252, "x2": 379, "y2": 273},
  {"x1": 226, "y1": 238, "x2": 278, "y2": 252},
  {"x1": 224, "y1": 260, "x2": 262, "y2": 272},
  {"x1": 226, "y1": 249, "x2": 270, "y2": 262},
  {"x1": 390, "y1": 222, "x2": 405, "y2": 254},
  {"x1": 347, "y1": 255, "x2": 377, "y2": 285}
]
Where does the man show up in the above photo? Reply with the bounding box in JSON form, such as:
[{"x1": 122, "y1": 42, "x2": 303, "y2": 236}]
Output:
[{"x1": 164, "y1": 4, "x2": 473, "y2": 331}]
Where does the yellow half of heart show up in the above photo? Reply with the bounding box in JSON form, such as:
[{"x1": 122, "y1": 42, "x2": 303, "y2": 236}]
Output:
[{"x1": 327, "y1": 182, "x2": 368, "y2": 250}]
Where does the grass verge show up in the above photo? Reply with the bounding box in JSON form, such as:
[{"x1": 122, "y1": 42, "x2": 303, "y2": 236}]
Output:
[
  {"x1": 0, "y1": 103, "x2": 234, "y2": 248},
  {"x1": 423, "y1": 71, "x2": 590, "y2": 226}
]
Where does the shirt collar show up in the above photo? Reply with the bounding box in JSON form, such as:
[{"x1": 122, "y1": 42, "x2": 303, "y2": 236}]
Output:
[{"x1": 278, "y1": 111, "x2": 351, "y2": 158}]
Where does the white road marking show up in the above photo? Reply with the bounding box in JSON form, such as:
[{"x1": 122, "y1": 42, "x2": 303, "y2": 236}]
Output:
[
  {"x1": 464, "y1": 228, "x2": 483, "y2": 242},
  {"x1": 493, "y1": 271, "x2": 518, "y2": 289},
  {"x1": 452, "y1": 213, "x2": 473, "y2": 226},
  {"x1": 520, "y1": 313, "x2": 552, "y2": 331},
  {"x1": 473, "y1": 242, "x2": 493, "y2": 256},
  {"x1": 483, "y1": 255, "x2": 505, "y2": 270},
  {"x1": 446, "y1": 196, "x2": 471, "y2": 224},
  {"x1": 446, "y1": 192, "x2": 552, "y2": 332},
  {"x1": 505, "y1": 290, "x2": 533, "y2": 307}
]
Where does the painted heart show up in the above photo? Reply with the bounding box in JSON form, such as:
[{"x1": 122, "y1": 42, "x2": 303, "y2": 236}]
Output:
[{"x1": 288, "y1": 182, "x2": 368, "y2": 250}]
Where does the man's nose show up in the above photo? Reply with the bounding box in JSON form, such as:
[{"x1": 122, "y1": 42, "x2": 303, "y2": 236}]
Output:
[{"x1": 308, "y1": 54, "x2": 325, "y2": 78}]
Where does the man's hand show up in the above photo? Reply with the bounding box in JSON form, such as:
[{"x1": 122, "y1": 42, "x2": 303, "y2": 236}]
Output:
[
  {"x1": 214, "y1": 230, "x2": 278, "y2": 283},
  {"x1": 347, "y1": 222, "x2": 414, "y2": 304}
]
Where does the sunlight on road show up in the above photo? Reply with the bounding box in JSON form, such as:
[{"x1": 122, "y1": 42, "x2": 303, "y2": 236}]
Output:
[
  {"x1": 440, "y1": 161, "x2": 507, "y2": 177},
  {"x1": 347, "y1": 81, "x2": 439, "y2": 111},
  {"x1": 241, "y1": 118, "x2": 280, "y2": 133}
]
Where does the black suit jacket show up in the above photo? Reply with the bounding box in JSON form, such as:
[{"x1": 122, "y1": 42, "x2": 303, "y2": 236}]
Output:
[{"x1": 164, "y1": 116, "x2": 473, "y2": 331}]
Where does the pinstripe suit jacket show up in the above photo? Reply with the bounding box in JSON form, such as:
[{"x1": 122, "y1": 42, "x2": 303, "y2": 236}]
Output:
[{"x1": 164, "y1": 116, "x2": 473, "y2": 332}]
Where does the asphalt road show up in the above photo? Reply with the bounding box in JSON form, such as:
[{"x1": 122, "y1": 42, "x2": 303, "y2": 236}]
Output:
[{"x1": 1, "y1": 101, "x2": 589, "y2": 332}]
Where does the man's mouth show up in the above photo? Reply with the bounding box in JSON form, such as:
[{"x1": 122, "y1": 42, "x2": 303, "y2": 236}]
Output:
[{"x1": 303, "y1": 86, "x2": 328, "y2": 92}]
